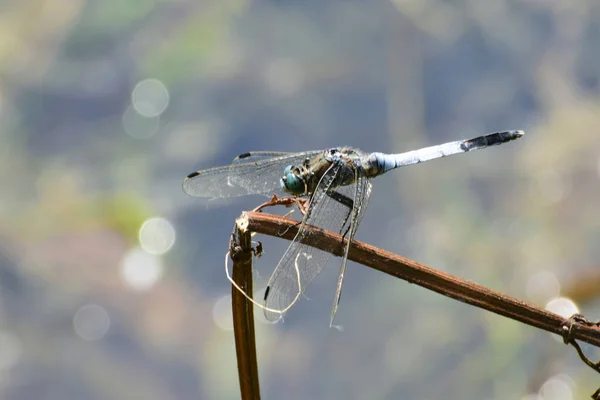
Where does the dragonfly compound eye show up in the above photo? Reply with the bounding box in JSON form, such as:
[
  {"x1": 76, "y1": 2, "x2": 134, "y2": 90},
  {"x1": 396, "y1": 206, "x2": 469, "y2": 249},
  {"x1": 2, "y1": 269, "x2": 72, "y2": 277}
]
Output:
[{"x1": 280, "y1": 165, "x2": 305, "y2": 195}]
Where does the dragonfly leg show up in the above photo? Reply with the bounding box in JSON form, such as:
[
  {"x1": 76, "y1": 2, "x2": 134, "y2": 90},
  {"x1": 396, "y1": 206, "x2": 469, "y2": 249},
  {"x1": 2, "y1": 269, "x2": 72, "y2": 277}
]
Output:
[
  {"x1": 326, "y1": 189, "x2": 354, "y2": 245},
  {"x1": 341, "y1": 220, "x2": 350, "y2": 240},
  {"x1": 335, "y1": 209, "x2": 353, "y2": 257},
  {"x1": 277, "y1": 196, "x2": 312, "y2": 237},
  {"x1": 326, "y1": 190, "x2": 354, "y2": 209}
]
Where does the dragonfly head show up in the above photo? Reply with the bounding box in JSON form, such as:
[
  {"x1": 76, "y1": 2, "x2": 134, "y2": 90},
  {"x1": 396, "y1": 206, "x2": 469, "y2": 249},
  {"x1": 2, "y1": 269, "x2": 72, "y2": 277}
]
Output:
[{"x1": 281, "y1": 165, "x2": 306, "y2": 195}]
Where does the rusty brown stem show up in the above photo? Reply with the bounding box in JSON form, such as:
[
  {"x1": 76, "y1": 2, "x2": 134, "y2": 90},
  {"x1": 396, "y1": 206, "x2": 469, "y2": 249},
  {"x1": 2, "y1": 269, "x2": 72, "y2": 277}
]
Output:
[
  {"x1": 230, "y1": 221, "x2": 261, "y2": 400},
  {"x1": 240, "y1": 211, "x2": 600, "y2": 348}
]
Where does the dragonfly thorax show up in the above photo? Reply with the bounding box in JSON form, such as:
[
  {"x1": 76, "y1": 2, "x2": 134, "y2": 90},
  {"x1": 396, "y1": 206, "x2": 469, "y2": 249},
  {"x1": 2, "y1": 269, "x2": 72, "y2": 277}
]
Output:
[{"x1": 281, "y1": 151, "x2": 336, "y2": 196}]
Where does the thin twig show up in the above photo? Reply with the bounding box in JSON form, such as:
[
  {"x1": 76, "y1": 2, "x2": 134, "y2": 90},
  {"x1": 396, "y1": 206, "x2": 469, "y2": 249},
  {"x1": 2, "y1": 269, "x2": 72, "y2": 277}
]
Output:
[
  {"x1": 240, "y1": 211, "x2": 600, "y2": 347},
  {"x1": 230, "y1": 221, "x2": 261, "y2": 400}
]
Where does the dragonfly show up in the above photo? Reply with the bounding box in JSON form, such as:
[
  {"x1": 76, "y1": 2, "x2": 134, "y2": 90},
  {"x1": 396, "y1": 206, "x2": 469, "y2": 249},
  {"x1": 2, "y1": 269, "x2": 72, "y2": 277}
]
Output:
[{"x1": 183, "y1": 130, "x2": 524, "y2": 326}]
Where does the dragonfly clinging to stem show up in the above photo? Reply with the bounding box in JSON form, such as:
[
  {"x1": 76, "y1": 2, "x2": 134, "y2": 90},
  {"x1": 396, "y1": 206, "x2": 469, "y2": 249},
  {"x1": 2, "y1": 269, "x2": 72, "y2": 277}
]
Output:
[{"x1": 183, "y1": 130, "x2": 524, "y2": 326}]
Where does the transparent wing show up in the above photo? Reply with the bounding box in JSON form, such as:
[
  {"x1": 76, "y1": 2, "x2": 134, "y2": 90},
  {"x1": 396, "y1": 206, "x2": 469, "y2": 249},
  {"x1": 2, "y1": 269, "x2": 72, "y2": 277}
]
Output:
[
  {"x1": 182, "y1": 150, "x2": 322, "y2": 199},
  {"x1": 263, "y1": 163, "x2": 356, "y2": 321},
  {"x1": 231, "y1": 151, "x2": 295, "y2": 164},
  {"x1": 329, "y1": 173, "x2": 372, "y2": 326}
]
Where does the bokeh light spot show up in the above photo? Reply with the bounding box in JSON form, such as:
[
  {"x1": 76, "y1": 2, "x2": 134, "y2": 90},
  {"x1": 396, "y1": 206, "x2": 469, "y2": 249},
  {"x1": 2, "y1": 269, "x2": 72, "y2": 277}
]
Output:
[
  {"x1": 73, "y1": 304, "x2": 110, "y2": 341},
  {"x1": 139, "y1": 217, "x2": 176, "y2": 255},
  {"x1": 120, "y1": 247, "x2": 163, "y2": 291},
  {"x1": 545, "y1": 297, "x2": 579, "y2": 318},
  {"x1": 131, "y1": 78, "x2": 170, "y2": 117},
  {"x1": 212, "y1": 295, "x2": 233, "y2": 331},
  {"x1": 538, "y1": 374, "x2": 574, "y2": 400}
]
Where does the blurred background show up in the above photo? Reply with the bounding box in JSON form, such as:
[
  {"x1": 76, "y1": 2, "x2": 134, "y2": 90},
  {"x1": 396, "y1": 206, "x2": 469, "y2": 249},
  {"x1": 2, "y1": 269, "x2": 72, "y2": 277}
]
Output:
[{"x1": 2, "y1": 0, "x2": 600, "y2": 399}]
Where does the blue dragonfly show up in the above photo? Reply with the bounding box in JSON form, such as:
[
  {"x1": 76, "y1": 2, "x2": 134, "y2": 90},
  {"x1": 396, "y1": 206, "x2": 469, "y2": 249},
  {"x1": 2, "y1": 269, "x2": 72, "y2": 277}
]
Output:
[{"x1": 183, "y1": 130, "x2": 524, "y2": 326}]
